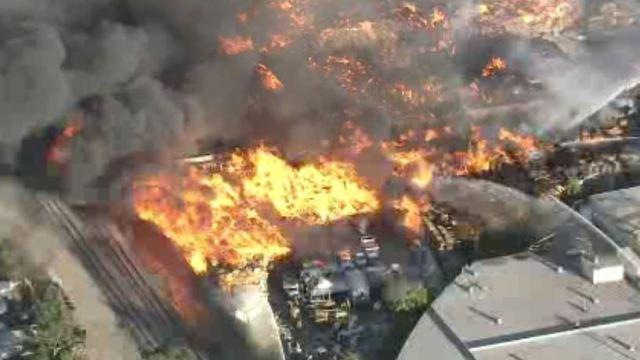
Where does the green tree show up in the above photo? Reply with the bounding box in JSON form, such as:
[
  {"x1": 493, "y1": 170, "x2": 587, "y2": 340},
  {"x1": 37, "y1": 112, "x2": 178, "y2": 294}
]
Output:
[
  {"x1": 141, "y1": 346, "x2": 199, "y2": 360},
  {"x1": 389, "y1": 287, "x2": 430, "y2": 313},
  {"x1": 563, "y1": 177, "x2": 583, "y2": 198},
  {"x1": 378, "y1": 286, "x2": 431, "y2": 360},
  {"x1": 24, "y1": 282, "x2": 86, "y2": 360}
]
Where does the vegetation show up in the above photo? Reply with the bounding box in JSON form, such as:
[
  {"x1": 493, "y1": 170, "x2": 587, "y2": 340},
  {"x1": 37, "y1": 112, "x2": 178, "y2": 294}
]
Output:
[
  {"x1": 388, "y1": 287, "x2": 430, "y2": 313},
  {"x1": 23, "y1": 281, "x2": 86, "y2": 360},
  {"x1": 141, "y1": 345, "x2": 199, "y2": 360},
  {"x1": 0, "y1": 238, "x2": 86, "y2": 359},
  {"x1": 563, "y1": 177, "x2": 583, "y2": 198},
  {"x1": 379, "y1": 286, "x2": 431, "y2": 360}
]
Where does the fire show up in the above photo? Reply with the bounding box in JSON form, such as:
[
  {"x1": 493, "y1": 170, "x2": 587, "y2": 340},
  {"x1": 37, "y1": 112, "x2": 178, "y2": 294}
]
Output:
[
  {"x1": 218, "y1": 36, "x2": 254, "y2": 56},
  {"x1": 339, "y1": 121, "x2": 373, "y2": 155},
  {"x1": 47, "y1": 116, "x2": 83, "y2": 165},
  {"x1": 473, "y1": 0, "x2": 580, "y2": 36},
  {"x1": 395, "y1": 3, "x2": 430, "y2": 29},
  {"x1": 425, "y1": 129, "x2": 439, "y2": 142},
  {"x1": 384, "y1": 148, "x2": 425, "y2": 171},
  {"x1": 133, "y1": 146, "x2": 379, "y2": 278},
  {"x1": 381, "y1": 126, "x2": 541, "y2": 178},
  {"x1": 261, "y1": 34, "x2": 294, "y2": 53},
  {"x1": 498, "y1": 128, "x2": 539, "y2": 160},
  {"x1": 451, "y1": 127, "x2": 541, "y2": 175},
  {"x1": 394, "y1": 195, "x2": 428, "y2": 235},
  {"x1": 482, "y1": 56, "x2": 507, "y2": 77},
  {"x1": 130, "y1": 0, "x2": 558, "y2": 289},
  {"x1": 431, "y1": 8, "x2": 447, "y2": 28},
  {"x1": 318, "y1": 21, "x2": 397, "y2": 58},
  {"x1": 218, "y1": 268, "x2": 268, "y2": 293},
  {"x1": 133, "y1": 168, "x2": 290, "y2": 273},
  {"x1": 454, "y1": 131, "x2": 496, "y2": 175},
  {"x1": 271, "y1": 0, "x2": 311, "y2": 30},
  {"x1": 243, "y1": 148, "x2": 379, "y2": 224},
  {"x1": 310, "y1": 55, "x2": 373, "y2": 94},
  {"x1": 256, "y1": 64, "x2": 284, "y2": 92},
  {"x1": 411, "y1": 160, "x2": 434, "y2": 188}
]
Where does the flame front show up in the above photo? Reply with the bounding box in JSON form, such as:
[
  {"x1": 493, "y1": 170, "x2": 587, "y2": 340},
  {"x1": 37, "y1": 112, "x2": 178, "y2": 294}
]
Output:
[
  {"x1": 133, "y1": 147, "x2": 379, "y2": 275},
  {"x1": 133, "y1": 168, "x2": 290, "y2": 274},
  {"x1": 243, "y1": 148, "x2": 380, "y2": 224}
]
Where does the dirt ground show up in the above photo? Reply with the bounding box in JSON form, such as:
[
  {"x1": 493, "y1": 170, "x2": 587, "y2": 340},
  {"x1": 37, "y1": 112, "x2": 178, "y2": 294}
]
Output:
[{"x1": 0, "y1": 179, "x2": 140, "y2": 360}]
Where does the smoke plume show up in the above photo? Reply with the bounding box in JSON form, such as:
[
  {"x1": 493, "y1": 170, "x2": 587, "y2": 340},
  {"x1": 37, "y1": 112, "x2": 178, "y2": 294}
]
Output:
[{"x1": 1, "y1": 1, "x2": 639, "y2": 197}]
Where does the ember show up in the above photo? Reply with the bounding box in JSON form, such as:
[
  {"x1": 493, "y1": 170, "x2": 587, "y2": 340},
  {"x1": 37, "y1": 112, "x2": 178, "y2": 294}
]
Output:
[
  {"x1": 256, "y1": 63, "x2": 284, "y2": 92},
  {"x1": 482, "y1": 56, "x2": 507, "y2": 77},
  {"x1": 218, "y1": 36, "x2": 254, "y2": 56},
  {"x1": 47, "y1": 116, "x2": 83, "y2": 165}
]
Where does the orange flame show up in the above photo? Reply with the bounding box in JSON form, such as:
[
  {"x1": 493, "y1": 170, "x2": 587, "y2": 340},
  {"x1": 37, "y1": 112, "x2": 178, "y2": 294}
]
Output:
[
  {"x1": 256, "y1": 64, "x2": 284, "y2": 92},
  {"x1": 47, "y1": 116, "x2": 83, "y2": 165},
  {"x1": 498, "y1": 128, "x2": 539, "y2": 160},
  {"x1": 394, "y1": 195, "x2": 428, "y2": 235},
  {"x1": 411, "y1": 160, "x2": 434, "y2": 188},
  {"x1": 339, "y1": 121, "x2": 373, "y2": 155},
  {"x1": 482, "y1": 56, "x2": 507, "y2": 77},
  {"x1": 133, "y1": 168, "x2": 290, "y2": 273},
  {"x1": 431, "y1": 8, "x2": 447, "y2": 27},
  {"x1": 474, "y1": 0, "x2": 579, "y2": 36},
  {"x1": 218, "y1": 36, "x2": 254, "y2": 56},
  {"x1": 243, "y1": 148, "x2": 379, "y2": 224},
  {"x1": 261, "y1": 34, "x2": 294, "y2": 53},
  {"x1": 133, "y1": 147, "x2": 379, "y2": 278}
]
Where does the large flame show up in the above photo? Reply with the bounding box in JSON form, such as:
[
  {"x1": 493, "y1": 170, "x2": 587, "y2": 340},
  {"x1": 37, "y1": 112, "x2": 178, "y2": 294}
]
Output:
[
  {"x1": 133, "y1": 147, "x2": 379, "y2": 276},
  {"x1": 132, "y1": 1, "x2": 553, "y2": 290},
  {"x1": 133, "y1": 168, "x2": 290, "y2": 274},
  {"x1": 243, "y1": 148, "x2": 380, "y2": 224}
]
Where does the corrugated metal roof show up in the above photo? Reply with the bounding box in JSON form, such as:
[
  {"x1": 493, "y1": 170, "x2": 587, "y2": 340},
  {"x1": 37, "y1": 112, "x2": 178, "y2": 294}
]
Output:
[{"x1": 398, "y1": 188, "x2": 640, "y2": 360}]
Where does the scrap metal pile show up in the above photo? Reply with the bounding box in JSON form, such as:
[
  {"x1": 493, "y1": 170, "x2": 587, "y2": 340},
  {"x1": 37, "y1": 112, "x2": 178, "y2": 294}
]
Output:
[{"x1": 275, "y1": 234, "x2": 385, "y2": 359}]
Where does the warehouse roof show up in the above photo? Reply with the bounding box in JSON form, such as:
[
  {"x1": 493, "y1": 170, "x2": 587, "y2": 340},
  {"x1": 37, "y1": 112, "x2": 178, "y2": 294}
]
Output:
[{"x1": 398, "y1": 191, "x2": 640, "y2": 360}]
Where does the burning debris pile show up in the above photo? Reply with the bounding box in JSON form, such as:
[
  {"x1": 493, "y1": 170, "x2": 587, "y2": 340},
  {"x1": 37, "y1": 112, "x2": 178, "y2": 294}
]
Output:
[
  {"x1": 133, "y1": 146, "x2": 379, "y2": 289},
  {"x1": 465, "y1": 0, "x2": 581, "y2": 37}
]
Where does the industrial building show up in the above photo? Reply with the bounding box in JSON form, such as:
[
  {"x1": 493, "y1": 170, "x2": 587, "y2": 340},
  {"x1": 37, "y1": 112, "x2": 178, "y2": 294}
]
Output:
[{"x1": 398, "y1": 192, "x2": 640, "y2": 360}]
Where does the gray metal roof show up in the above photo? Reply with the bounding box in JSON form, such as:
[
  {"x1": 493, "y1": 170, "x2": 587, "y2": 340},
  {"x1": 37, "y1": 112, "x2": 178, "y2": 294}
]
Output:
[
  {"x1": 398, "y1": 188, "x2": 640, "y2": 360},
  {"x1": 474, "y1": 320, "x2": 640, "y2": 360},
  {"x1": 397, "y1": 308, "x2": 472, "y2": 360},
  {"x1": 399, "y1": 253, "x2": 640, "y2": 360},
  {"x1": 588, "y1": 186, "x2": 640, "y2": 248}
]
